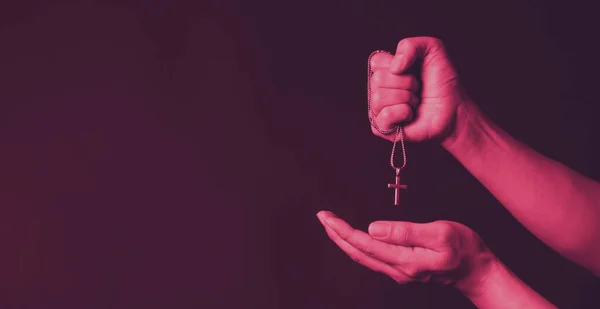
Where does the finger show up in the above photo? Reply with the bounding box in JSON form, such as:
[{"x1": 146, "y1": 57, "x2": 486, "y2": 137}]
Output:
[
  {"x1": 368, "y1": 221, "x2": 454, "y2": 250},
  {"x1": 371, "y1": 71, "x2": 420, "y2": 92},
  {"x1": 371, "y1": 89, "x2": 419, "y2": 116},
  {"x1": 369, "y1": 51, "x2": 393, "y2": 71},
  {"x1": 322, "y1": 214, "x2": 422, "y2": 265},
  {"x1": 374, "y1": 104, "x2": 413, "y2": 131},
  {"x1": 322, "y1": 224, "x2": 414, "y2": 283},
  {"x1": 316, "y1": 212, "x2": 409, "y2": 282},
  {"x1": 321, "y1": 213, "x2": 445, "y2": 280},
  {"x1": 370, "y1": 221, "x2": 461, "y2": 274},
  {"x1": 390, "y1": 37, "x2": 448, "y2": 74}
]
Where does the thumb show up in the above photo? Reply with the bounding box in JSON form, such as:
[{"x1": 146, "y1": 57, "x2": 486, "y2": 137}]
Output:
[
  {"x1": 390, "y1": 36, "x2": 450, "y2": 74},
  {"x1": 390, "y1": 37, "x2": 459, "y2": 99},
  {"x1": 368, "y1": 221, "x2": 445, "y2": 248}
]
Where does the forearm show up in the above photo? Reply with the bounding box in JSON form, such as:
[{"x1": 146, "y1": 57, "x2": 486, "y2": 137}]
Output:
[
  {"x1": 465, "y1": 259, "x2": 557, "y2": 309},
  {"x1": 443, "y1": 99, "x2": 600, "y2": 275}
]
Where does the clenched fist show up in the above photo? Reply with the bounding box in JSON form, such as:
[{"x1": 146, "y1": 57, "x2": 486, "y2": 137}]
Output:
[{"x1": 369, "y1": 37, "x2": 466, "y2": 145}]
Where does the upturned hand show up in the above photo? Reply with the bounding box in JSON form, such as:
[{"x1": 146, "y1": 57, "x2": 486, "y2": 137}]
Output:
[{"x1": 317, "y1": 211, "x2": 498, "y2": 296}]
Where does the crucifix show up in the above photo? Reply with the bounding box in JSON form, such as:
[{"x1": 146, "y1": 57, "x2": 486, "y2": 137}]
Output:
[{"x1": 388, "y1": 168, "x2": 407, "y2": 206}]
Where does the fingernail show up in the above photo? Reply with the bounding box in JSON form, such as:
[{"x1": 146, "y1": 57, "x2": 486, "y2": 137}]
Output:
[{"x1": 369, "y1": 222, "x2": 390, "y2": 238}]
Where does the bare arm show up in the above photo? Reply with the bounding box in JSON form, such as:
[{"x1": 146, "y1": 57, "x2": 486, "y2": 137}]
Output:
[
  {"x1": 443, "y1": 98, "x2": 600, "y2": 276},
  {"x1": 317, "y1": 211, "x2": 558, "y2": 309},
  {"x1": 466, "y1": 259, "x2": 558, "y2": 309}
]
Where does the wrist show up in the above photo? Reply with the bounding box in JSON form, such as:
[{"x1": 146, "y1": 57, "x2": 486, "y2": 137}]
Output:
[
  {"x1": 441, "y1": 94, "x2": 482, "y2": 153},
  {"x1": 454, "y1": 250, "x2": 501, "y2": 298},
  {"x1": 462, "y1": 257, "x2": 506, "y2": 305},
  {"x1": 440, "y1": 95, "x2": 501, "y2": 170}
]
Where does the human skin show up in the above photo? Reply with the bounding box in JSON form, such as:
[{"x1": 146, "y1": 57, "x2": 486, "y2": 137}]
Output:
[
  {"x1": 317, "y1": 211, "x2": 558, "y2": 308},
  {"x1": 317, "y1": 36, "x2": 600, "y2": 308},
  {"x1": 371, "y1": 37, "x2": 600, "y2": 277}
]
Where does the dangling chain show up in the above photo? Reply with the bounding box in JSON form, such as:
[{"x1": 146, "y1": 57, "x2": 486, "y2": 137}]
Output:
[{"x1": 367, "y1": 50, "x2": 407, "y2": 174}]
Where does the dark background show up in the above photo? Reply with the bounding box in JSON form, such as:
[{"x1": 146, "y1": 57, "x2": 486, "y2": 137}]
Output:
[{"x1": 0, "y1": 0, "x2": 598, "y2": 308}]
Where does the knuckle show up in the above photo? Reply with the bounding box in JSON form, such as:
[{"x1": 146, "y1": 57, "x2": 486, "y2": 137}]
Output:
[
  {"x1": 438, "y1": 251, "x2": 460, "y2": 270},
  {"x1": 429, "y1": 37, "x2": 444, "y2": 47},
  {"x1": 391, "y1": 223, "x2": 412, "y2": 243},
  {"x1": 371, "y1": 71, "x2": 383, "y2": 85},
  {"x1": 402, "y1": 226, "x2": 413, "y2": 244},
  {"x1": 371, "y1": 90, "x2": 382, "y2": 106},
  {"x1": 379, "y1": 106, "x2": 392, "y2": 120},
  {"x1": 399, "y1": 37, "x2": 416, "y2": 53},
  {"x1": 397, "y1": 38, "x2": 408, "y2": 50},
  {"x1": 397, "y1": 105, "x2": 413, "y2": 122},
  {"x1": 428, "y1": 37, "x2": 448, "y2": 54},
  {"x1": 369, "y1": 52, "x2": 388, "y2": 68},
  {"x1": 402, "y1": 265, "x2": 422, "y2": 278},
  {"x1": 341, "y1": 229, "x2": 359, "y2": 244},
  {"x1": 437, "y1": 252, "x2": 452, "y2": 267},
  {"x1": 408, "y1": 93, "x2": 420, "y2": 107},
  {"x1": 434, "y1": 221, "x2": 456, "y2": 244},
  {"x1": 398, "y1": 90, "x2": 412, "y2": 103},
  {"x1": 410, "y1": 92, "x2": 420, "y2": 102},
  {"x1": 410, "y1": 76, "x2": 420, "y2": 92}
]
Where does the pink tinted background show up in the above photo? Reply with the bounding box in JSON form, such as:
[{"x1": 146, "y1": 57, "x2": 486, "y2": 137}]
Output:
[{"x1": 0, "y1": 0, "x2": 598, "y2": 308}]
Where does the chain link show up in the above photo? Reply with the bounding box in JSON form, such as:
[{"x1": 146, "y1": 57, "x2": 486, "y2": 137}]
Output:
[{"x1": 367, "y1": 50, "x2": 407, "y2": 172}]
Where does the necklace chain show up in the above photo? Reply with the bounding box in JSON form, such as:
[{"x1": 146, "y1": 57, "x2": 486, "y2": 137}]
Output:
[{"x1": 367, "y1": 50, "x2": 407, "y2": 173}]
